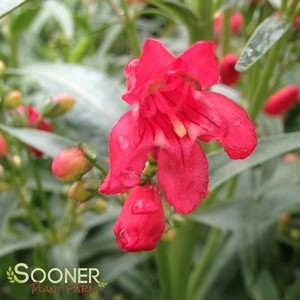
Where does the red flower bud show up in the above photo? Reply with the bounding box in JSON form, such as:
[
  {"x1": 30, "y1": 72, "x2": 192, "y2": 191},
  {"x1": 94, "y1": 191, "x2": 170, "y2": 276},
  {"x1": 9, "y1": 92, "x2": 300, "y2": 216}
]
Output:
[
  {"x1": 219, "y1": 53, "x2": 240, "y2": 86},
  {"x1": 263, "y1": 85, "x2": 300, "y2": 115},
  {"x1": 114, "y1": 185, "x2": 165, "y2": 252},
  {"x1": 214, "y1": 12, "x2": 243, "y2": 37},
  {"x1": 0, "y1": 133, "x2": 9, "y2": 158},
  {"x1": 17, "y1": 105, "x2": 53, "y2": 157},
  {"x1": 52, "y1": 148, "x2": 91, "y2": 182}
]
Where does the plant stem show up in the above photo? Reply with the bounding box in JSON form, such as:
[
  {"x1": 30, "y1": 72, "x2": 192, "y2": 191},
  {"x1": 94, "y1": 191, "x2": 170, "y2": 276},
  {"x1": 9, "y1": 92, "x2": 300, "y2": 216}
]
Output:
[
  {"x1": 220, "y1": 8, "x2": 231, "y2": 57},
  {"x1": 26, "y1": 147, "x2": 57, "y2": 240},
  {"x1": 120, "y1": 0, "x2": 141, "y2": 57},
  {"x1": 188, "y1": 0, "x2": 214, "y2": 43}
]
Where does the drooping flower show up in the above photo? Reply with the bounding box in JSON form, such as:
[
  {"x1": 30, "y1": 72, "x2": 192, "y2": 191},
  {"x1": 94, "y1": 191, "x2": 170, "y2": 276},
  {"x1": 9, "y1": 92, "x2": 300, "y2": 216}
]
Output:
[
  {"x1": 17, "y1": 105, "x2": 53, "y2": 157},
  {"x1": 219, "y1": 53, "x2": 240, "y2": 86},
  {"x1": 52, "y1": 148, "x2": 91, "y2": 182},
  {"x1": 263, "y1": 85, "x2": 299, "y2": 115},
  {"x1": 99, "y1": 39, "x2": 257, "y2": 214},
  {"x1": 114, "y1": 184, "x2": 165, "y2": 252}
]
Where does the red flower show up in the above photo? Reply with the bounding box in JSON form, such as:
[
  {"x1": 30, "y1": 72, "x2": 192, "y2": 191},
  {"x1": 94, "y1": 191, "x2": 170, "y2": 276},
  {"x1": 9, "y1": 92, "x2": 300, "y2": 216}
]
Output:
[
  {"x1": 17, "y1": 106, "x2": 52, "y2": 156},
  {"x1": 263, "y1": 85, "x2": 300, "y2": 115},
  {"x1": 219, "y1": 53, "x2": 240, "y2": 86},
  {"x1": 99, "y1": 39, "x2": 257, "y2": 214},
  {"x1": 0, "y1": 133, "x2": 9, "y2": 158},
  {"x1": 214, "y1": 12, "x2": 243, "y2": 36},
  {"x1": 114, "y1": 185, "x2": 165, "y2": 252}
]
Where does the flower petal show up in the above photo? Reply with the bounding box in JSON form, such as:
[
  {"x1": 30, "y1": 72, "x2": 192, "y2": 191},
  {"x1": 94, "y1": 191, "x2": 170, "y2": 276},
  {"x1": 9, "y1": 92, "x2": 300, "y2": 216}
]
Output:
[
  {"x1": 172, "y1": 41, "x2": 220, "y2": 90},
  {"x1": 199, "y1": 91, "x2": 257, "y2": 159},
  {"x1": 99, "y1": 110, "x2": 155, "y2": 194},
  {"x1": 156, "y1": 138, "x2": 209, "y2": 214},
  {"x1": 134, "y1": 39, "x2": 175, "y2": 88}
]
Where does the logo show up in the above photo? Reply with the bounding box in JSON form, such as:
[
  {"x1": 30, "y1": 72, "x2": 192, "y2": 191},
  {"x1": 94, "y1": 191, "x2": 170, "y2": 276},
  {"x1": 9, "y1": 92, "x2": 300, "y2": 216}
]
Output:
[{"x1": 6, "y1": 263, "x2": 107, "y2": 294}]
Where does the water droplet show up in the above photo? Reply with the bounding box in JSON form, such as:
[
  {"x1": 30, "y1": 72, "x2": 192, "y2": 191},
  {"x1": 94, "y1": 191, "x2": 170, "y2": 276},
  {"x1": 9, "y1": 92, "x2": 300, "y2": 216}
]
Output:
[
  {"x1": 118, "y1": 229, "x2": 130, "y2": 246},
  {"x1": 117, "y1": 136, "x2": 130, "y2": 150},
  {"x1": 120, "y1": 168, "x2": 140, "y2": 186},
  {"x1": 233, "y1": 119, "x2": 241, "y2": 126},
  {"x1": 131, "y1": 199, "x2": 158, "y2": 214}
]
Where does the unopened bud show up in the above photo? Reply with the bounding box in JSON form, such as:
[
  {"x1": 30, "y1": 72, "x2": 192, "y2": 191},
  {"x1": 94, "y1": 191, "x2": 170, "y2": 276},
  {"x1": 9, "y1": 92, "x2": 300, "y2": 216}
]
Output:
[
  {"x1": 282, "y1": 153, "x2": 300, "y2": 162},
  {"x1": 170, "y1": 214, "x2": 186, "y2": 227},
  {"x1": 91, "y1": 198, "x2": 108, "y2": 213},
  {"x1": 280, "y1": 211, "x2": 291, "y2": 225},
  {"x1": 4, "y1": 90, "x2": 22, "y2": 108},
  {"x1": 11, "y1": 155, "x2": 22, "y2": 168},
  {"x1": 219, "y1": 54, "x2": 240, "y2": 86},
  {"x1": 42, "y1": 94, "x2": 76, "y2": 117},
  {"x1": 161, "y1": 227, "x2": 176, "y2": 242},
  {"x1": 52, "y1": 148, "x2": 91, "y2": 182},
  {"x1": 68, "y1": 178, "x2": 98, "y2": 202},
  {"x1": 0, "y1": 61, "x2": 5, "y2": 77}
]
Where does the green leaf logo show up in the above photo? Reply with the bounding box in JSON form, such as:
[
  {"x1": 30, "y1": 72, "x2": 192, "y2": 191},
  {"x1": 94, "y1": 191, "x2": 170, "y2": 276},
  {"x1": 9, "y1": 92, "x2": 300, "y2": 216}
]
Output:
[
  {"x1": 6, "y1": 266, "x2": 16, "y2": 283},
  {"x1": 98, "y1": 282, "x2": 107, "y2": 288}
]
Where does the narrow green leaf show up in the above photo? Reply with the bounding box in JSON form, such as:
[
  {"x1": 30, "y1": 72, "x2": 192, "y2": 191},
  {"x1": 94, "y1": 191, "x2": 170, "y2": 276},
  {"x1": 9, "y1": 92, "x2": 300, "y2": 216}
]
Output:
[
  {"x1": 10, "y1": 5, "x2": 40, "y2": 36},
  {"x1": 0, "y1": 0, "x2": 27, "y2": 18},
  {"x1": 208, "y1": 131, "x2": 300, "y2": 191},
  {"x1": 268, "y1": 0, "x2": 282, "y2": 9},
  {"x1": 192, "y1": 187, "x2": 300, "y2": 229},
  {"x1": 0, "y1": 192, "x2": 17, "y2": 241},
  {"x1": 0, "y1": 124, "x2": 76, "y2": 158},
  {"x1": 148, "y1": 0, "x2": 198, "y2": 25},
  {"x1": 236, "y1": 15, "x2": 290, "y2": 72}
]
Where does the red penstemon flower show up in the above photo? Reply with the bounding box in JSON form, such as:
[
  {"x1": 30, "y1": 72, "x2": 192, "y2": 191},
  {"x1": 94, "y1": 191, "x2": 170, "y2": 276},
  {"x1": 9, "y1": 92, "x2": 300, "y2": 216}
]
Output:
[
  {"x1": 17, "y1": 105, "x2": 53, "y2": 157},
  {"x1": 263, "y1": 85, "x2": 300, "y2": 115},
  {"x1": 99, "y1": 39, "x2": 257, "y2": 214},
  {"x1": 114, "y1": 184, "x2": 165, "y2": 252}
]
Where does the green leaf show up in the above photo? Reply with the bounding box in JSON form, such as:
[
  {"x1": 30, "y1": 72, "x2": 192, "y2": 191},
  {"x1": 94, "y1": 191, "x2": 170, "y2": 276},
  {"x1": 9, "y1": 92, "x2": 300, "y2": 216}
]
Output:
[
  {"x1": 0, "y1": 0, "x2": 27, "y2": 18},
  {"x1": 0, "y1": 192, "x2": 17, "y2": 241},
  {"x1": 252, "y1": 269, "x2": 280, "y2": 300},
  {"x1": 0, "y1": 124, "x2": 76, "y2": 158},
  {"x1": 208, "y1": 131, "x2": 300, "y2": 191},
  {"x1": 192, "y1": 187, "x2": 300, "y2": 230},
  {"x1": 148, "y1": 0, "x2": 198, "y2": 25},
  {"x1": 30, "y1": 1, "x2": 74, "y2": 38},
  {"x1": 20, "y1": 63, "x2": 128, "y2": 155},
  {"x1": 0, "y1": 234, "x2": 45, "y2": 257},
  {"x1": 10, "y1": 5, "x2": 40, "y2": 36},
  {"x1": 268, "y1": 0, "x2": 282, "y2": 9},
  {"x1": 236, "y1": 15, "x2": 290, "y2": 72}
]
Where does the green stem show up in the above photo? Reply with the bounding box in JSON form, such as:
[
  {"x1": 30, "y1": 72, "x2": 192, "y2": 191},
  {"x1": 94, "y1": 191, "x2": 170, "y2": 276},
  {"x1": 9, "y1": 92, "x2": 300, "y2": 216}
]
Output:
[
  {"x1": 186, "y1": 229, "x2": 221, "y2": 299},
  {"x1": 188, "y1": 0, "x2": 214, "y2": 43},
  {"x1": 220, "y1": 8, "x2": 231, "y2": 57},
  {"x1": 8, "y1": 33, "x2": 18, "y2": 69},
  {"x1": 248, "y1": 34, "x2": 287, "y2": 120},
  {"x1": 120, "y1": 0, "x2": 141, "y2": 57},
  {"x1": 93, "y1": 160, "x2": 108, "y2": 176},
  {"x1": 26, "y1": 147, "x2": 57, "y2": 240}
]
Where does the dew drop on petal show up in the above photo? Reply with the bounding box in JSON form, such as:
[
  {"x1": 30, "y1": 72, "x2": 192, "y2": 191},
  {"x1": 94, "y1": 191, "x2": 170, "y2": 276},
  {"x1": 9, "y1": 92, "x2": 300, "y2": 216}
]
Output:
[
  {"x1": 131, "y1": 199, "x2": 158, "y2": 214},
  {"x1": 120, "y1": 168, "x2": 140, "y2": 186},
  {"x1": 117, "y1": 229, "x2": 131, "y2": 246},
  {"x1": 117, "y1": 136, "x2": 130, "y2": 150},
  {"x1": 233, "y1": 119, "x2": 241, "y2": 126}
]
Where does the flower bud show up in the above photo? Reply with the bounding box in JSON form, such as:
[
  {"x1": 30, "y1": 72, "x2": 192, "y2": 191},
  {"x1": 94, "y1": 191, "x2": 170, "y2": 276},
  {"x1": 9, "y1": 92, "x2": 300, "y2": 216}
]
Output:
[
  {"x1": 68, "y1": 178, "x2": 98, "y2": 201},
  {"x1": 91, "y1": 198, "x2": 108, "y2": 213},
  {"x1": 0, "y1": 60, "x2": 5, "y2": 77},
  {"x1": 42, "y1": 94, "x2": 76, "y2": 117},
  {"x1": 114, "y1": 184, "x2": 165, "y2": 252},
  {"x1": 282, "y1": 153, "x2": 300, "y2": 162},
  {"x1": 219, "y1": 53, "x2": 240, "y2": 86},
  {"x1": 230, "y1": 12, "x2": 243, "y2": 35},
  {"x1": 52, "y1": 148, "x2": 91, "y2": 182},
  {"x1": 4, "y1": 90, "x2": 22, "y2": 108},
  {"x1": 161, "y1": 227, "x2": 176, "y2": 242},
  {"x1": 263, "y1": 85, "x2": 300, "y2": 115},
  {"x1": 0, "y1": 133, "x2": 9, "y2": 158}
]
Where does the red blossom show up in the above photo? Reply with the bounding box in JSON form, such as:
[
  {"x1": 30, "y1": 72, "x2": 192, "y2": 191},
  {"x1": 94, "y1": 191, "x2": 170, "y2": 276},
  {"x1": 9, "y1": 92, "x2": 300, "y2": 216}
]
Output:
[
  {"x1": 99, "y1": 39, "x2": 257, "y2": 214},
  {"x1": 114, "y1": 185, "x2": 165, "y2": 252},
  {"x1": 0, "y1": 133, "x2": 9, "y2": 158},
  {"x1": 214, "y1": 12, "x2": 243, "y2": 36},
  {"x1": 17, "y1": 106, "x2": 53, "y2": 157},
  {"x1": 263, "y1": 85, "x2": 300, "y2": 115},
  {"x1": 219, "y1": 53, "x2": 240, "y2": 86}
]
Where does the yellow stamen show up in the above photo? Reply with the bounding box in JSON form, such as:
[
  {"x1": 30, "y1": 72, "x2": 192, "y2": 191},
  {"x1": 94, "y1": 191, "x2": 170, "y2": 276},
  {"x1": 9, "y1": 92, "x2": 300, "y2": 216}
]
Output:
[{"x1": 168, "y1": 112, "x2": 187, "y2": 138}]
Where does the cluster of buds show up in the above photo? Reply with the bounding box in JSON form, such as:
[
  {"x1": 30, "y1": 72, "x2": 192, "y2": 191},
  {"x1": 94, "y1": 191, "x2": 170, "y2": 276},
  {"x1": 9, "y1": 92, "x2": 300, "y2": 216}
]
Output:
[{"x1": 214, "y1": 12, "x2": 244, "y2": 38}]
